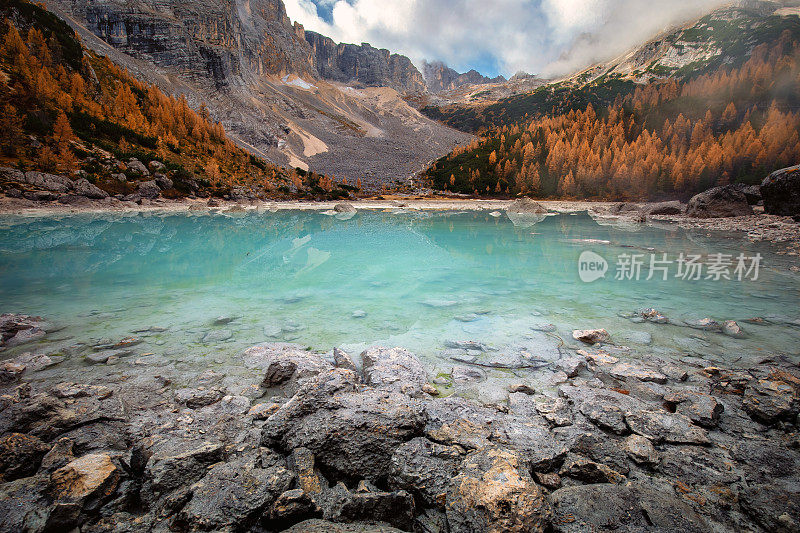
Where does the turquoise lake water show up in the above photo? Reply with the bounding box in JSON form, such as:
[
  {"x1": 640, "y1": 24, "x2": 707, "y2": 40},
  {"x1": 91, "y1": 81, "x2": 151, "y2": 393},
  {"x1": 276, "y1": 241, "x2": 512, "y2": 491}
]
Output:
[{"x1": 1, "y1": 209, "x2": 799, "y2": 381}]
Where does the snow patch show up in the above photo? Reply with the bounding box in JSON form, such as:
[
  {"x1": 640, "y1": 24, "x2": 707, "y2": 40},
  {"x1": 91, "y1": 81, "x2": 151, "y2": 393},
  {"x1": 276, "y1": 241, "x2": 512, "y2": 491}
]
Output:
[{"x1": 281, "y1": 75, "x2": 316, "y2": 90}]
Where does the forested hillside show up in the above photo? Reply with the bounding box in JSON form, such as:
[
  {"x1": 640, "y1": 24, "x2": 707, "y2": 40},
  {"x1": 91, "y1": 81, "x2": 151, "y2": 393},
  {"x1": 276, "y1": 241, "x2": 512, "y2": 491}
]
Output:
[
  {"x1": 424, "y1": 31, "x2": 800, "y2": 200},
  {"x1": 0, "y1": 0, "x2": 352, "y2": 200}
]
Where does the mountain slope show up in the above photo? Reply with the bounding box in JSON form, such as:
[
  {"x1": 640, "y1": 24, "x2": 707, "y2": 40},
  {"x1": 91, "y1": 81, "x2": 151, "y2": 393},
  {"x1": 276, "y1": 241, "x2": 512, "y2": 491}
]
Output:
[
  {"x1": 0, "y1": 0, "x2": 354, "y2": 201},
  {"x1": 422, "y1": 3, "x2": 800, "y2": 134},
  {"x1": 44, "y1": 0, "x2": 470, "y2": 190},
  {"x1": 422, "y1": 7, "x2": 800, "y2": 200}
]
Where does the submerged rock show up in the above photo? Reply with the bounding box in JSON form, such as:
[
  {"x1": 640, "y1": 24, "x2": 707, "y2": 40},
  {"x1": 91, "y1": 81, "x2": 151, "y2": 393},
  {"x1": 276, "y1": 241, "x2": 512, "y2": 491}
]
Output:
[{"x1": 572, "y1": 329, "x2": 610, "y2": 345}]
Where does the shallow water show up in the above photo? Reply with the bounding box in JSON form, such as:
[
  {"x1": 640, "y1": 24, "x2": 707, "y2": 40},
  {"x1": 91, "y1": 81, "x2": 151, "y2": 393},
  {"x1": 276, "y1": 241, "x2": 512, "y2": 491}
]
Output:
[{"x1": 1, "y1": 209, "x2": 799, "y2": 385}]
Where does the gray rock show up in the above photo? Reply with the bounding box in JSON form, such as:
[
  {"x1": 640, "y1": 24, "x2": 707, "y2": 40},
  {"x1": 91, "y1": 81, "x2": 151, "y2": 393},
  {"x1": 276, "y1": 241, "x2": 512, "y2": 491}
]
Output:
[
  {"x1": 144, "y1": 442, "x2": 224, "y2": 496},
  {"x1": 154, "y1": 174, "x2": 173, "y2": 190},
  {"x1": 390, "y1": 437, "x2": 462, "y2": 508},
  {"x1": 136, "y1": 180, "x2": 160, "y2": 199},
  {"x1": 625, "y1": 409, "x2": 710, "y2": 444},
  {"x1": 509, "y1": 393, "x2": 573, "y2": 427},
  {"x1": 0, "y1": 362, "x2": 25, "y2": 383},
  {"x1": 281, "y1": 520, "x2": 405, "y2": 532},
  {"x1": 607, "y1": 361, "x2": 667, "y2": 384},
  {"x1": 0, "y1": 166, "x2": 24, "y2": 182},
  {"x1": 684, "y1": 318, "x2": 723, "y2": 332},
  {"x1": 742, "y1": 378, "x2": 798, "y2": 425},
  {"x1": 85, "y1": 349, "x2": 131, "y2": 365},
  {"x1": 72, "y1": 178, "x2": 108, "y2": 199},
  {"x1": 336, "y1": 488, "x2": 415, "y2": 531},
  {"x1": 740, "y1": 481, "x2": 800, "y2": 533},
  {"x1": 761, "y1": 165, "x2": 800, "y2": 216},
  {"x1": 261, "y1": 369, "x2": 426, "y2": 481},
  {"x1": 722, "y1": 320, "x2": 745, "y2": 338},
  {"x1": 623, "y1": 434, "x2": 660, "y2": 466},
  {"x1": 550, "y1": 482, "x2": 708, "y2": 532},
  {"x1": 148, "y1": 160, "x2": 166, "y2": 172},
  {"x1": 361, "y1": 346, "x2": 427, "y2": 397},
  {"x1": 268, "y1": 488, "x2": 322, "y2": 525},
  {"x1": 424, "y1": 397, "x2": 503, "y2": 450},
  {"x1": 24, "y1": 171, "x2": 73, "y2": 192},
  {"x1": 332, "y1": 347, "x2": 358, "y2": 372},
  {"x1": 446, "y1": 446, "x2": 551, "y2": 533},
  {"x1": 174, "y1": 387, "x2": 224, "y2": 408},
  {"x1": 333, "y1": 202, "x2": 357, "y2": 213},
  {"x1": 127, "y1": 159, "x2": 150, "y2": 175},
  {"x1": 644, "y1": 200, "x2": 684, "y2": 215},
  {"x1": 572, "y1": 329, "x2": 610, "y2": 345},
  {"x1": 177, "y1": 459, "x2": 293, "y2": 531},
  {"x1": 664, "y1": 390, "x2": 724, "y2": 427},
  {"x1": 0, "y1": 433, "x2": 50, "y2": 481},
  {"x1": 244, "y1": 343, "x2": 333, "y2": 394},
  {"x1": 687, "y1": 185, "x2": 754, "y2": 218},
  {"x1": 491, "y1": 415, "x2": 568, "y2": 472},
  {"x1": 451, "y1": 364, "x2": 486, "y2": 384}
]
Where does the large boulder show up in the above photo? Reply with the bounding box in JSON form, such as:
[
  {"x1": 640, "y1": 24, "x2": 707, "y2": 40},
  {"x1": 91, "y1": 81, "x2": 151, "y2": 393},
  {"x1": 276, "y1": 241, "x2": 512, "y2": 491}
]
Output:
[
  {"x1": 0, "y1": 166, "x2": 24, "y2": 182},
  {"x1": 261, "y1": 369, "x2": 427, "y2": 481},
  {"x1": 136, "y1": 180, "x2": 161, "y2": 199},
  {"x1": 687, "y1": 185, "x2": 753, "y2": 218},
  {"x1": 361, "y1": 346, "x2": 428, "y2": 397},
  {"x1": 761, "y1": 165, "x2": 800, "y2": 216},
  {"x1": 446, "y1": 446, "x2": 552, "y2": 533},
  {"x1": 390, "y1": 437, "x2": 463, "y2": 507},
  {"x1": 643, "y1": 200, "x2": 684, "y2": 215},
  {"x1": 24, "y1": 171, "x2": 73, "y2": 193},
  {"x1": 72, "y1": 178, "x2": 109, "y2": 199},
  {"x1": 175, "y1": 459, "x2": 293, "y2": 531}
]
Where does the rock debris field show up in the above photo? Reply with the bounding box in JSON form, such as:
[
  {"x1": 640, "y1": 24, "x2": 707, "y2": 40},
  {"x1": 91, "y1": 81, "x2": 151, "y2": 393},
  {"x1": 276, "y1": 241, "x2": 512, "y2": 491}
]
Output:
[{"x1": 0, "y1": 310, "x2": 799, "y2": 533}]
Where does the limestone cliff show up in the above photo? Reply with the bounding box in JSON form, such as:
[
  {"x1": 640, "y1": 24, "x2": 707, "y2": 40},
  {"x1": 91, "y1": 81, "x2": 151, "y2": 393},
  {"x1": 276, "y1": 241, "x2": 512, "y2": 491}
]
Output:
[
  {"x1": 304, "y1": 30, "x2": 426, "y2": 94},
  {"x1": 55, "y1": 0, "x2": 317, "y2": 91}
]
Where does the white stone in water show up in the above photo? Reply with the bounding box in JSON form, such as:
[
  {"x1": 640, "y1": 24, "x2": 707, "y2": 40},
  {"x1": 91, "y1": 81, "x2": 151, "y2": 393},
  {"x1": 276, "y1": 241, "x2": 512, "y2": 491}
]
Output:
[
  {"x1": 352, "y1": 310, "x2": 367, "y2": 319},
  {"x1": 722, "y1": 320, "x2": 745, "y2": 338},
  {"x1": 572, "y1": 329, "x2": 610, "y2": 345}
]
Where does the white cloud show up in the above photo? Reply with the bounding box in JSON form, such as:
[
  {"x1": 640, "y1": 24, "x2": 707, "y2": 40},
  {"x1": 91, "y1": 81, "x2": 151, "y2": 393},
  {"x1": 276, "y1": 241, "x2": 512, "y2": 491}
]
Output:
[{"x1": 285, "y1": 0, "x2": 728, "y2": 77}]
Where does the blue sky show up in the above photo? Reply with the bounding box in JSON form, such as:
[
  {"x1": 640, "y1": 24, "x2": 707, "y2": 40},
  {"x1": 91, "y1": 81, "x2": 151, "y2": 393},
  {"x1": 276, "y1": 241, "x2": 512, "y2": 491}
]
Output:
[{"x1": 284, "y1": 0, "x2": 726, "y2": 78}]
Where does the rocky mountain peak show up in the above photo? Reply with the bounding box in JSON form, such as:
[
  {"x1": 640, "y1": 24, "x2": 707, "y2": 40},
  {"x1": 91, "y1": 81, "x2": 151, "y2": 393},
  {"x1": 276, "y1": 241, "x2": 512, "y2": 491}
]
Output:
[{"x1": 422, "y1": 60, "x2": 506, "y2": 93}]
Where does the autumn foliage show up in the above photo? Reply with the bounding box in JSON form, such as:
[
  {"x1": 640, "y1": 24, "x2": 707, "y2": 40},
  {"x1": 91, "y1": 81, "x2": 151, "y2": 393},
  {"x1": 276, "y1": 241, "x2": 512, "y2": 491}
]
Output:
[
  {"x1": 0, "y1": 1, "x2": 352, "y2": 199},
  {"x1": 427, "y1": 32, "x2": 800, "y2": 200}
]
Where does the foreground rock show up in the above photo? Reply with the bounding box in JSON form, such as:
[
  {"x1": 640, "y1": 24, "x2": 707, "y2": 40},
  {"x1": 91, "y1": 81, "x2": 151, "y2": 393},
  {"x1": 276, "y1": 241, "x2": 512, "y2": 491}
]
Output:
[
  {"x1": 687, "y1": 185, "x2": 754, "y2": 218},
  {"x1": 761, "y1": 165, "x2": 800, "y2": 216},
  {"x1": 0, "y1": 334, "x2": 799, "y2": 533},
  {"x1": 446, "y1": 447, "x2": 551, "y2": 533},
  {"x1": 261, "y1": 369, "x2": 427, "y2": 480}
]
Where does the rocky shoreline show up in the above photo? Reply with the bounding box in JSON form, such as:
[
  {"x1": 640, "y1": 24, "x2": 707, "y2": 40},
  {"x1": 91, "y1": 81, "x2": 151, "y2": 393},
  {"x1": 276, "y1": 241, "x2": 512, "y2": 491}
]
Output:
[{"x1": 1, "y1": 314, "x2": 799, "y2": 532}]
